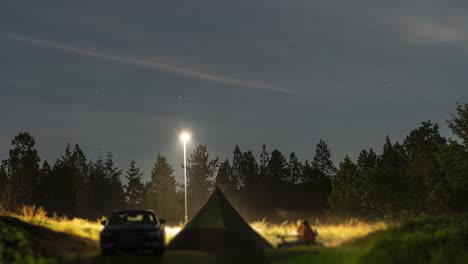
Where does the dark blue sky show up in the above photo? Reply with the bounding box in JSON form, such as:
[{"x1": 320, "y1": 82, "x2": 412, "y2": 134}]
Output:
[{"x1": 1, "y1": 1, "x2": 467, "y2": 182}]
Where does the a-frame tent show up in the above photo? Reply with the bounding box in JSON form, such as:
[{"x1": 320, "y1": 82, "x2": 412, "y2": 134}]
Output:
[{"x1": 168, "y1": 187, "x2": 271, "y2": 251}]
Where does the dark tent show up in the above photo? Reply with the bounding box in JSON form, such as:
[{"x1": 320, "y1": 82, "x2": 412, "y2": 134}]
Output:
[{"x1": 168, "y1": 187, "x2": 272, "y2": 251}]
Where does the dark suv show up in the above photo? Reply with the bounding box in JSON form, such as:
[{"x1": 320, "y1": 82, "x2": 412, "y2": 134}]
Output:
[{"x1": 100, "y1": 210, "x2": 166, "y2": 255}]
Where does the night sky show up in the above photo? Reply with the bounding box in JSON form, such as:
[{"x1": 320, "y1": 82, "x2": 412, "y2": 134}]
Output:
[{"x1": 1, "y1": 1, "x2": 467, "y2": 182}]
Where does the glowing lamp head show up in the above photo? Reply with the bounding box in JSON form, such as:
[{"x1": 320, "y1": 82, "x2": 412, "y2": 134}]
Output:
[{"x1": 180, "y1": 131, "x2": 191, "y2": 143}]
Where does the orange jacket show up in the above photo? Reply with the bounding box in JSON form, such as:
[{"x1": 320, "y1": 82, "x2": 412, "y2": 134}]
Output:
[{"x1": 297, "y1": 224, "x2": 317, "y2": 242}]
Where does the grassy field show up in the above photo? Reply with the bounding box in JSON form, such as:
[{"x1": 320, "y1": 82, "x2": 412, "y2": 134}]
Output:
[
  {"x1": 250, "y1": 219, "x2": 388, "y2": 247},
  {"x1": 14, "y1": 206, "x2": 103, "y2": 241},
  {"x1": 0, "y1": 216, "x2": 98, "y2": 264},
  {"x1": 270, "y1": 215, "x2": 468, "y2": 264},
  {"x1": 8, "y1": 205, "x2": 389, "y2": 247},
  {"x1": 1, "y1": 206, "x2": 467, "y2": 263}
]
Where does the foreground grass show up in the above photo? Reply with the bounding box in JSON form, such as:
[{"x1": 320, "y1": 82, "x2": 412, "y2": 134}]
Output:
[
  {"x1": 0, "y1": 220, "x2": 56, "y2": 264},
  {"x1": 1, "y1": 210, "x2": 467, "y2": 263},
  {"x1": 0, "y1": 216, "x2": 98, "y2": 264},
  {"x1": 270, "y1": 215, "x2": 468, "y2": 264},
  {"x1": 352, "y1": 215, "x2": 468, "y2": 264}
]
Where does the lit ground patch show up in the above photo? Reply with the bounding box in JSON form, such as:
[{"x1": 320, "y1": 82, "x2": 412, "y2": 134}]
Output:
[{"x1": 9, "y1": 206, "x2": 390, "y2": 248}]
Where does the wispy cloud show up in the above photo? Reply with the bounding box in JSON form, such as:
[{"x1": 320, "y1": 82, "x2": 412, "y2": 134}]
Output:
[
  {"x1": 407, "y1": 22, "x2": 467, "y2": 44},
  {"x1": 0, "y1": 31, "x2": 296, "y2": 95}
]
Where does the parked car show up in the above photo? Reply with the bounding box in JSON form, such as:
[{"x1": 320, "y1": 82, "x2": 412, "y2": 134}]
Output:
[{"x1": 100, "y1": 210, "x2": 166, "y2": 255}]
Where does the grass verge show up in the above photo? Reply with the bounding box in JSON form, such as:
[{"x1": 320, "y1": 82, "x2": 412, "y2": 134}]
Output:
[{"x1": 270, "y1": 215, "x2": 468, "y2": 264}]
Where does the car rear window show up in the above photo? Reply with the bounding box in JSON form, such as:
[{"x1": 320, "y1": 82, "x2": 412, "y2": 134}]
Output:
[{"x1": 109, "y1": 211, "x2": 156, "y2": 225}]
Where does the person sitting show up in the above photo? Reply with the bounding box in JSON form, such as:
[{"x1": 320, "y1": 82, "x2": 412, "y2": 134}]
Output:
[
  {"x1": 296, "y1": 220, "x2": 318, "y2": 244},
  {"x1": 277, "y1": 220, "x2": 318, "y2": 247}
]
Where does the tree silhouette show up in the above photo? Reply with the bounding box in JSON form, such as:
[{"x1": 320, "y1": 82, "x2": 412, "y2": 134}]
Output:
[
  {"x1": 268, "y1": 149, "x2": 288, "y2": 185},
  {"x1": 287, "y1": 152, "x2": 302, "y2": 184},
  {"x1": 1, "y1": 102, "x2": 468, "y2": 220},
  {"x1": 147, "y1": 154, "x2": 179, "y2": 220},
  {"x1": 216, "y1": 158, "x2": 234, "y2": 193},
  {"x1": 371, "y1": 138, "x2": 408, "y2": 218},
  {"x1": 312, "y1": 140, "x2": 336, "y2": 179},
  {"x1": 329, "y1": 156, "x2": 361, "y2": 217},
  {"x1": 238, "y1": 150, "x2": 259, "y2": 192},
  {"x1": 0, "y1": 160, "x2": 14, "y2": 211},
  {"x1": 4, "y1": 132, "x2": 41, "y2": 205},
  {"x1": 448, "y1": 103, "x2": 468, "y2": 147},
  {"x1": 87, "y1": 156, "x2": 108, "y2": 217},
  {"x1": 404, "y1": 121, "x2": 447, "y2": 214},
  {"x1": 437, "y1": 141, "x2": 468, "y2": 212},
  {"x1": 232, "y1": 145, "x2": 243, "y2": 190},
  {"x1": 104, "y1": 153, "x2": 126, "y2": 213},
  {"x1": 259, "y1": 145, "x2": 270, "y2": 182},
  {"x1": 124, "y1": 160, "x2": 144, "y2": 209},
  {"x1": 356, "y1": 148, "x2": 378, "y2": 217},
  {"x1": 187, "y1": 145, "x2": 219, "y2": 215}
]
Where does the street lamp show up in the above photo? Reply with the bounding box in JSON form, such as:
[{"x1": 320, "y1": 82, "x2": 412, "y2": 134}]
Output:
[{"x1": 180, "y1": 131, "x2": 191, "y2": 224}]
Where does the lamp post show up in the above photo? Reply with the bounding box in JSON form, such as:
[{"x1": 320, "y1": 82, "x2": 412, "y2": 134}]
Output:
[{"x1": 180, "y1": 131, "x2": 191, "y2": 224}]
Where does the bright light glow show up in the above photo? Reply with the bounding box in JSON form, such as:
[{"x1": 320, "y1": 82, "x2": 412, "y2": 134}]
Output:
[
  {"x1": 164, "y1": 226, "x2": 183, "y2": 244},
  {"x1": 180, "y1": 131, "x2": 191, "y2": 142}
]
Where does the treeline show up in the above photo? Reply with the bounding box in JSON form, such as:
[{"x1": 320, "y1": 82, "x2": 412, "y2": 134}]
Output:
[
  {"x1": 329, "y1": 103, "x2": 468, "y2": 219},
  {"x1": 0, "y1": 133, "x2": 334, "y2": 221},
  {"x1": 0, "y1": 140, "x2": 183, "y2": 221},
  {"x1": 0, "y1": 103, "x2": 467, "y2": 222}
]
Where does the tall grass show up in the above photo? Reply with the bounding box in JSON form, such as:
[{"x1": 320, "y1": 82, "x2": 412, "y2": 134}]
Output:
[
  {"x1": 7, "y1": 206, "x2": 389, "y2": 247},
  {"x1": 272, "y1": 215, "x2": 468, "y2": 264},
  {"x1": 12, "y1": 205, "x2": 103, "y2": 241},
  {"x1": 251, "y1": 219, "x2": 389, "y2": 247}
]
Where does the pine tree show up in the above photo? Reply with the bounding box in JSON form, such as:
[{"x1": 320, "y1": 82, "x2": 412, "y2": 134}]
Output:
[
  {"x1": 46, "y1": 144, "x2": 72, "y2": 215},
  {"x1": 231, "y1": 145, "x2": 260, "y2": 192},
  {"x1": 329, "y1": 156, "x2": 361, "y2": 217},
  {"x1": 312, "y1": 140, "x2": 336, "y2": 179},
  {"x1": 147, "y1": 154, "x2": 179, "y2": 220},
  {"x1": 124, "y1": 160, "x2": 144, "y2": 209},
  {"x1": 404, "y1": 121, "x2": 447, "y2": 214},
  {"x1": 311, "y1": 140, "x2": 334, "y2": 213},
  {"x1": 71, "y1": 145, "x2": 88, "y2": 216},
  {"x1": 5, "y1": 132, "x2": 41, "y2": 206},
  {"x1": 187, "y1": 145, "x2": 219, "y2": 214},
  {"x1": 36, "y1": 161, "x2": 52, "y2": 209},
  {"x1": 437, "y1": 140, "x2": 468, "y2": 212},
  {"x1": 357, "y1": 149, "x2": 378, "y2": 172},
  {"x1": 46, "y1": 144, "x2": 89, "y2": 217},
  {"x1": 287, "y1": 152, "x2": 302, "y2": 184},
  {"x1": 368, "y1": 137, "x2": 408, "y2": 218},
  {"x1": 267, "y1": 149, "x2": 288, "y2": 185},
  {"x1": 301, "y1": 160, "x2": 319, "y2": 184},
  {"x1": 231, "y1": 145, "x2": 243, "y2": 189},
  {"x1": 300, "y1": 160, "x2": 329, "y2": 213},
  {"x1": 356, "y1": 148, "x2": 378, "y2": 216},
  {"x1": 239, "y1": 150, "x2": 259, "y2": 192},
  {"x1": 39, "y1": 161, "x2": 51, "y2": 182},
  {"x1": 104, "y1": 153, "x2": 126, "y2": 213},
  {"x1": 259, "y1": 145, "x2": 270, "y2": 181},
  {"x1": 87, "y1": 157, "x2": 106, "y2": 217},
  {"x1": 448, "y1": 103, "x2": 468, "y2": 147},
  {"x1": 0, "y1": 160, "x2": 14, "y2": 211},
  {"x1": 216, "y1": 158, "x2": 234, "y2": 192},
  {"x1": 439, "y1": 104, "x2": 468, "y2": 212}
]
